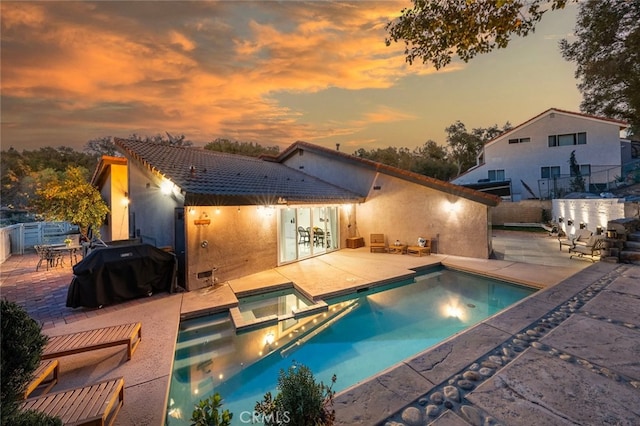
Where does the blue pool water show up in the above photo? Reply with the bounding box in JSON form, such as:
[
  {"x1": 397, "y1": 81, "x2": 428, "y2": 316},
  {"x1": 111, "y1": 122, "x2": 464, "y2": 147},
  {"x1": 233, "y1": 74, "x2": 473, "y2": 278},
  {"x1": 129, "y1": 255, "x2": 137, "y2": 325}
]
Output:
[{"x1": 166, "y1": 267, "x2": 535, "y2": 425}]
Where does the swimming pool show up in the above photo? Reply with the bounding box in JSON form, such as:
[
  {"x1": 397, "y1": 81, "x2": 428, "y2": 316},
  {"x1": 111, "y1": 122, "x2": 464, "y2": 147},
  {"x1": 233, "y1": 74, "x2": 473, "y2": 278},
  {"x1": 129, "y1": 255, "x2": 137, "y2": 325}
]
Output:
[{"x1": 166, "y1": 267, "x2": 535, "y2": 425}]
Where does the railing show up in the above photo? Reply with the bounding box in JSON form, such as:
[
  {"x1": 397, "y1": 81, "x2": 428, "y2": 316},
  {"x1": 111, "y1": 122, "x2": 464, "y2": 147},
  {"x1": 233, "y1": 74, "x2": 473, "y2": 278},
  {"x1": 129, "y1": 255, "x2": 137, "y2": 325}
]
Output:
[
  {"x1": 537, "y1": 162, "x2": 640, "y2": 200},
  {"x1": 0, "y1": 222, "x2": 80, "y2": 263}
]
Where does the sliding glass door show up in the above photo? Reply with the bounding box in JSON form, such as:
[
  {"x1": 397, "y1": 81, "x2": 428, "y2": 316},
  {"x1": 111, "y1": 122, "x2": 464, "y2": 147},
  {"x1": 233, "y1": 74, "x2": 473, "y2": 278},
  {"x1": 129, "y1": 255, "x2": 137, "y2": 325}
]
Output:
[{"x1": 278, "y1": 206, "x2": 339, "y2": 264}]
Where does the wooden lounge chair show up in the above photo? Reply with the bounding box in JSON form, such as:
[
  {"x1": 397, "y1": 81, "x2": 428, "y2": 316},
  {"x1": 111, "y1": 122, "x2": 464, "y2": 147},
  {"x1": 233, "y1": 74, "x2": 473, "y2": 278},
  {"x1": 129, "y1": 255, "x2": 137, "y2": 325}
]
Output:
[
  {"x1": 22, "y1": 377, "x2": 124, "y2": 426},
  {"x1": 370, "y1": 234, "x2": 387, "y2": 253},
  {"x1": 569, "y1": 236, "x2": 606, "y2": 262},
  {"x1": 42, "y1": 322, "x2": 142, "y2": 362},
  {"x1": 24, "y1": 359, "x2": 59, "y2": 399}
]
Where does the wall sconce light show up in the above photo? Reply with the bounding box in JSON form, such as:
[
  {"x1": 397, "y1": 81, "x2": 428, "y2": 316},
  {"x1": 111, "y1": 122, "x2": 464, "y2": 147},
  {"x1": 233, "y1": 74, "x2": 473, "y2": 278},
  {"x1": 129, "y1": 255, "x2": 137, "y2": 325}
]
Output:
[
  {"x1": 188, "y1": 207, "x2": 196, "y2": 215},
  {"x1": 579, "y1": 222, "x2": 587, "y2": 229},
  {"x1": 216, "y1": 207, "x2": 221, "y2": 215},
  {"x1": 558, "y1": 217, "x2": 564, "y2": 223},
  {"x1": 444, "y1": 200, "x2": 460, "y2": 214},
  {"x1": 160, "y1": 180, "x2": 173, "y2": 195},
  {"x1": 567, "y1": 219, "x2": 574, "y2": 226},
  {"x1": 596, "y1": 226, "x2": 603, "y2": 235}
]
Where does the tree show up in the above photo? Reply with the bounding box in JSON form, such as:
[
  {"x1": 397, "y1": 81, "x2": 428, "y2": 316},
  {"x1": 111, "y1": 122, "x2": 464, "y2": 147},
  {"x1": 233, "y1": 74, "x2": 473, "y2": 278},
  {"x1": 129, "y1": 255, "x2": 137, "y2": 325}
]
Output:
[
  {"x1": 1, "y1": 147, "x2": 97, "y2": 210},
  {"x1": 255, "y1": 363, "x2": 336, "y2": 426},
  {"x1": 386, "y1": 0, "x2": 568, "y2": 69},
  {"x1": 410, "y1": 140, "x2": 457, "y2": 181},
  {"x1": 560, "y1": 0, "x2": 640, "y2": 135},
  {"x1": 129, "y1": 132, "x2": 193, "y2": 147},
  {"x1": 1, "y1": 300, "x2": 62, "y2": 426},
  {"x1": 569, "y1": 150, "x2": 586, "y2": 192},
  {"x1": 204, "y1": 138, "x2": 280, "y2": 157},
  {"x1": 31, "y1": 166, "x2": 109, "y2": 239},
  {"x1": 445, "y1": 121, "x2": 484, "y2": 177},
  {"x1": 84, "y1": 136, "x2": 118, "y2": 157}
]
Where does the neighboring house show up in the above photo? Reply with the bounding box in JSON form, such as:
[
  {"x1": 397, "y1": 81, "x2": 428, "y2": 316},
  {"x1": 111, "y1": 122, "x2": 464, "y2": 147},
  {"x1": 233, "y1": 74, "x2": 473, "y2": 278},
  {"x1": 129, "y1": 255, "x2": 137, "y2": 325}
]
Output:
[
  {"x1": 452, "y1": 108, "x2": 629, "y2": 201},
  {"x1": 93, "y1": 139, "x2": 499, "y2": 291}
]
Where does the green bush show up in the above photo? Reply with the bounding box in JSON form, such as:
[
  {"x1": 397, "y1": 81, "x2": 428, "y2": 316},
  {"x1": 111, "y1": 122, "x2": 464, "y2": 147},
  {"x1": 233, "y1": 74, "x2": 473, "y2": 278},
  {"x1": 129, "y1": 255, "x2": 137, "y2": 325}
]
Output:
[
  {"x1": 190, "y1": 392, "x2": 232, "y2": 426},
  {"x1": 255, "y1": 362, "x2": 336, "y2": 426},
  {"x1": 1, "y1": 300, "x2": 61, "y2": 426}
]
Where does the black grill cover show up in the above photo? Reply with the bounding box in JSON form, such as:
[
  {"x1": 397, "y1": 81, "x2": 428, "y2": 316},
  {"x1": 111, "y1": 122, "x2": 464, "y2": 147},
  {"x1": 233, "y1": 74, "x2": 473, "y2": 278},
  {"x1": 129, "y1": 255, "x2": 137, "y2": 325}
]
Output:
[{"x1": 66, "y1": 244, "x2": 177, "y2": 308}]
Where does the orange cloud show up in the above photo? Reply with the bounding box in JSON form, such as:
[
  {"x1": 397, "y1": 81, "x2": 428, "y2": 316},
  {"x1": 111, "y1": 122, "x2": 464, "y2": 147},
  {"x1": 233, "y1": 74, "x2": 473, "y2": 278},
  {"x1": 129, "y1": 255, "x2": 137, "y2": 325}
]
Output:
[{"x1": 0, "y1": 1, "x2": 461, "y2": 150}]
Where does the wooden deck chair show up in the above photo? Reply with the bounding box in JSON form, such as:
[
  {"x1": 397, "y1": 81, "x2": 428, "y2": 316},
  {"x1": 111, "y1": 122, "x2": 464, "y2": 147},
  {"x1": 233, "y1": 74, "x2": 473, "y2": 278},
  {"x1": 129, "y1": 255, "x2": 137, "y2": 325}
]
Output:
[
  {"x1": 370, "y1": 234, "x2": 387, "y2": 253},
  {"x1": 24, "y1": 359, "x2": 59, "y2": 399},
  {"x1": 42, "y1": 322, "x2": 142, "y2": 362},
  {"x1": 22, "y1": 377, "x2": 124, "y2": 426}
]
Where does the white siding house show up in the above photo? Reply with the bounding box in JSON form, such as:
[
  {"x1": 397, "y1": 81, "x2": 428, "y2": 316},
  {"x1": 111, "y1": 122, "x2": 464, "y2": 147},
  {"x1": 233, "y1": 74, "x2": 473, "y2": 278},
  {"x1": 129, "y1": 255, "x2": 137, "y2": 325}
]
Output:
[{"x1": 452, "y1": 108, "x2": 629, "y2": 201}]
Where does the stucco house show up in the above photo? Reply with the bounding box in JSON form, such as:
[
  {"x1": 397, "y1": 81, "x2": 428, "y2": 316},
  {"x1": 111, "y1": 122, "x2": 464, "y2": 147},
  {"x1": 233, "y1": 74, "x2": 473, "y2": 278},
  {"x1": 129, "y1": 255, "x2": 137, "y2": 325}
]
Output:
[
  {"x1": 92, "y1": 139, "x2": 499, "y2": 291},
  {"x1": 452, "y1": 108, "x2": 630, "y2": 201}
]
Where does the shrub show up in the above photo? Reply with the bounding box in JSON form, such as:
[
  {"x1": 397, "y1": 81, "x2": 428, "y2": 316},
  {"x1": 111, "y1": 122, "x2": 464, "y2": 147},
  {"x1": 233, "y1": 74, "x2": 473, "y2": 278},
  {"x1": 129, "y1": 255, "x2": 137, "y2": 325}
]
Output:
[
  {"x1": 0, "y1": 300, "x2": 61, "y2": 426},
  {"x1": 190, "y1": 392, "x2": 232, "y2": 426},
  {"x1": 255, "y1": 362, "x2": 336, "y2": 426}
]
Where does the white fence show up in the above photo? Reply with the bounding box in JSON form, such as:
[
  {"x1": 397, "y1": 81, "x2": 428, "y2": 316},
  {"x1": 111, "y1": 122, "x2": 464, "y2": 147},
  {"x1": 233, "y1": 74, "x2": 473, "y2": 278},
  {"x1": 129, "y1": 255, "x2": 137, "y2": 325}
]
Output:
[{"x1": 0, "y1": 222, "x2": 80, "y2": 263}]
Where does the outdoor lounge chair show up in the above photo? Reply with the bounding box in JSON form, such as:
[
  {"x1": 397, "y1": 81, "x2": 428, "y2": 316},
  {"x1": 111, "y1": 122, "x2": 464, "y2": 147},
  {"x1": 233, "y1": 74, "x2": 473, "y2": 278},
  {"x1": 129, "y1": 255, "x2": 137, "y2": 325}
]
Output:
[
  {"x1": 42, "y1": 322, "x2": 142, "y2": 362},
  {"x1": 22, "y1": 377, "x2": 124, "y2": 426},
  {"x1": 24, "y1": 359, "x2": 59, "y2": 399},
  {"x1": 370, "y1": 234, "x2": 387, "y2": 253},
  {"x1": 569, "y1": 235, "x2": 606, "y2": 262},
  {"x1": 558, "y1": 229, "x2": 592, "y2": 251}
]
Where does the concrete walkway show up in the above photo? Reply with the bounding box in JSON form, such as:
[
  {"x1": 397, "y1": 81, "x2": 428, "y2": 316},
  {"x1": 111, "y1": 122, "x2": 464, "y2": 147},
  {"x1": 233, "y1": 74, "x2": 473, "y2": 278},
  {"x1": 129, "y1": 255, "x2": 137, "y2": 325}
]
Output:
[{"x1": 1, "y1": 230, "x2": 637, "y2": 425}]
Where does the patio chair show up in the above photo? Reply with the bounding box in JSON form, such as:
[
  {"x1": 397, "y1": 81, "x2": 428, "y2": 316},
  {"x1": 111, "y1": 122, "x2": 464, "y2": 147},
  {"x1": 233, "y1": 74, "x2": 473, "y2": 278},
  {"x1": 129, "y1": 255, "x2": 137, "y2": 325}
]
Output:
[
  {"x1": 298, "y1": 226, "x2": 310, "y2": 245},
  {"x1": 370, "y1": 234, "x2": 387, "y2": 253},
  {"x1": 314, "y1": 227, "x2": 325, "y2": 247},
  {"x1": 34, "y1": 245, "x2": 63, "y2": 271},
  {"x1": 558, "y1": 229, "x2": 592, "y2": 251},
  {"x1": 569, "y1": 235, "x2": 606, "y2": 262},
  {"x1": 22, "y1": 377, "x2": 124, "y2": 426}
]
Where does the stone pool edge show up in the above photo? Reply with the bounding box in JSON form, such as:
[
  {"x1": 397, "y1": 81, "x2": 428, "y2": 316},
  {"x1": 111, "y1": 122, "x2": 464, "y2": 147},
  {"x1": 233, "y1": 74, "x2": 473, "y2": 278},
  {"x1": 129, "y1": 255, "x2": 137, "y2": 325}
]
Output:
[{"x1": 331, "y1": 262, "x2": 621, "y2": 425}]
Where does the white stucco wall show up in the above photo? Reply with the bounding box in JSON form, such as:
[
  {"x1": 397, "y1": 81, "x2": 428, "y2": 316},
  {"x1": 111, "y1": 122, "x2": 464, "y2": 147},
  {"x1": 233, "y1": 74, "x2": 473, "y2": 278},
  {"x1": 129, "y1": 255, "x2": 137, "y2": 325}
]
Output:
[
  {"x1": 453, "y1": 111, "x2": 624, "y2": 201},
  {"x1": 128, "y1": 164, "x2": 182, "y2": 249},
  {"x1": 552, "y1": 198, "x2": 626, "y2": 236},
  {"x1": 283, "y1": 149, "x2": 492, "y2": 258}
]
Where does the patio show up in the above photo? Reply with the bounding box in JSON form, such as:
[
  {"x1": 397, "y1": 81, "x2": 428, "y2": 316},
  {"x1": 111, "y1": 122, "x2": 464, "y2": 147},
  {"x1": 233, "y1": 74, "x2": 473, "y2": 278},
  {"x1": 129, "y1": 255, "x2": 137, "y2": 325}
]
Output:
[{"x1": 1, "y1": 230, "x2": 638, "y2": 425}]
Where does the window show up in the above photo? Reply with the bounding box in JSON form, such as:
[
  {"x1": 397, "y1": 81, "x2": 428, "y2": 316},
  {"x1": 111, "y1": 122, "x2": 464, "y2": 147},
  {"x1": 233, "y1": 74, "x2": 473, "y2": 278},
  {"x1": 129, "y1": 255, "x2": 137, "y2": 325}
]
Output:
[
  {"x1": 488, "y1": 169, "x2": 505, "y2": 181},
  {"x1": 541, "y1": 166, "x2": 561, "y2": 179},
  {"x1": 570, "y1": 164, "x2": 591, "y2": 176},
  {"x1": 509, "y1": 137, "x2": 530, "y2": 144},
  {"x1": 548, "y1": 132, "x2": 587, "y2": 147}
]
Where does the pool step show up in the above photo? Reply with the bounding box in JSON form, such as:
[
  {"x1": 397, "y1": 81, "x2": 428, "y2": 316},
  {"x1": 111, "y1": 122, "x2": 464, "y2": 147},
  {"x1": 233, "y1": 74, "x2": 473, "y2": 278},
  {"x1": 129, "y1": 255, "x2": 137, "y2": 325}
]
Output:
[
  {"x1": 172, "y1": 343, "x2": 236, "y2": 373},
  {"x1": 179, "y1": 314, "x2": 231, "y2": 334},
  {"x1": 176, "y1": 329, "x2": 234, "y2": 352}
]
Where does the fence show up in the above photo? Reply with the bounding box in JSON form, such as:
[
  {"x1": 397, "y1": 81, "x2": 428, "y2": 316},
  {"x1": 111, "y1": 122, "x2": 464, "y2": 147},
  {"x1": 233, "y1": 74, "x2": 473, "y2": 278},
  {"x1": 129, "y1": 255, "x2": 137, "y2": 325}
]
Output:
[
  {"x1": 537, "y1": 161, "x2": 640, "y2": 200},
  {"x1": 0, "y1": 222, "x2": 80, "y2": 263}
]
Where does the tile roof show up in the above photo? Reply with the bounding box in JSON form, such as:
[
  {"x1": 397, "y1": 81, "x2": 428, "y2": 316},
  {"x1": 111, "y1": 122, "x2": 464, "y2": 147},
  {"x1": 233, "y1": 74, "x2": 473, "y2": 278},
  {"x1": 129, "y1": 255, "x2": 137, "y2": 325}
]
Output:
[
  {"x1": 114, "y1": 138, "x2": 364, "y2": 206},
  {"x1": 274, "y1": 141, "x2": 501, "y2": 207}
]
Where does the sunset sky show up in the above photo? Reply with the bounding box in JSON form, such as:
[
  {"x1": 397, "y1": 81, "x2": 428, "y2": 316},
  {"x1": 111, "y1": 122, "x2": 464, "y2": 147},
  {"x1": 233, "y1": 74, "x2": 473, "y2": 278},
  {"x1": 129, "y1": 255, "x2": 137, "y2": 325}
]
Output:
[{"x1": 1, "y1": 1, "x2": 583, "y2": 153}]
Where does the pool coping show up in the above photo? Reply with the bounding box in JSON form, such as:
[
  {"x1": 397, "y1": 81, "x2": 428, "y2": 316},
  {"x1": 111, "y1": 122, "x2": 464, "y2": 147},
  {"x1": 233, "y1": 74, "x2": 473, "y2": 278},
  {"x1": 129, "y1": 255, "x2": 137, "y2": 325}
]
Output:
[{"x1": 331, "y1": 261, "x2": 627, "y2": 425}]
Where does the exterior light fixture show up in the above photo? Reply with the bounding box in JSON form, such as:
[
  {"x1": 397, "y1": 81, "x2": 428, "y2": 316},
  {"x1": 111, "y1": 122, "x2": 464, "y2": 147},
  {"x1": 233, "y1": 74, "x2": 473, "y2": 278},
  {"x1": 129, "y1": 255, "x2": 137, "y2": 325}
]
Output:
[{"x1": 160, "y1": 180, "x2": 173, "y2": 195}]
